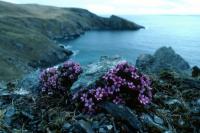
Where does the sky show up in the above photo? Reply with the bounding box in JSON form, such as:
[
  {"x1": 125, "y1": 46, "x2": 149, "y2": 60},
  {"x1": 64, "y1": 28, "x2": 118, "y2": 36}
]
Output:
[{"x1": 3, "y1": 0, "x2": 200, "y2": 15}]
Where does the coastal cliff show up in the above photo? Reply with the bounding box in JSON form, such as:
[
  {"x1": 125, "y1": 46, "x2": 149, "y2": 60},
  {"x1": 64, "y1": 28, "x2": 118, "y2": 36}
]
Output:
[{"x1": 0, "y1": 1, "x2": 144, "y2": 81}]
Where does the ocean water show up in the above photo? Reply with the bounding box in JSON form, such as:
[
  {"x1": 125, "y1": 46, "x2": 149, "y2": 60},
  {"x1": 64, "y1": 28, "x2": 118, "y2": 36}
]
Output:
[{"x1": 65, "y1": 15, "x2": 200, "y2": 66}]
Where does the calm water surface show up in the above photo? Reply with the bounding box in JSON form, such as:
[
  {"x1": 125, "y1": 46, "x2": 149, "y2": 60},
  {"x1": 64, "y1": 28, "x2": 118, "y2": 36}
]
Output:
[{"x1": 65, "y1": 15, "x2": 200, "y2": 66}]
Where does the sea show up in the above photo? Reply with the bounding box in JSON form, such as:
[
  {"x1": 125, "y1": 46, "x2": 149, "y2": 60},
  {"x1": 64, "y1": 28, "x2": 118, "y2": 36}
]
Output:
[{"x1": 64, "y1": 15, "x2": 200, "y2": 67}]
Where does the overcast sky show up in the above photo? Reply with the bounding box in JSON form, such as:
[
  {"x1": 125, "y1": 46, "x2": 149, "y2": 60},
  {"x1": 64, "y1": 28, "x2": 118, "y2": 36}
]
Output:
[{"x1": 3, "y1": 0, "x2": 200, "y2": 15}]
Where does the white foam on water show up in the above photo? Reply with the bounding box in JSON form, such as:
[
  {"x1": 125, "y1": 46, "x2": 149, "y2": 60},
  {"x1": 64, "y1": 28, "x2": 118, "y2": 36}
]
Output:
[
  {"x1": 72, "y1": 50, "x2": 80, "y2": 56},
  {"x1": 64, "y1": 45, "x2": 72, "y2": 49}
]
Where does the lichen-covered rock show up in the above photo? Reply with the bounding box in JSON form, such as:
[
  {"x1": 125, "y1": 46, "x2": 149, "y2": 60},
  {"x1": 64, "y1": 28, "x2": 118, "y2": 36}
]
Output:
[{"x1": 71, "y1": 56, "x2": 124, "y2": 92}]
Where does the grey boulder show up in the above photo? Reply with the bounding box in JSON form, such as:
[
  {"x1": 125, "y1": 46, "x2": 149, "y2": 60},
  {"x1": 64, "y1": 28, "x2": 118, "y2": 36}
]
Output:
[{"x1": 136, "y1": 47, "x2": 190, "y2": 74}]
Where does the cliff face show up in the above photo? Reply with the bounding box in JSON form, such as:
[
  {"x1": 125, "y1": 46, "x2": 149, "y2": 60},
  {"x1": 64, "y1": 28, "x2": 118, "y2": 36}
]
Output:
[{"x1": 0, "y1": 1, "x2": 144, "y2": 81}]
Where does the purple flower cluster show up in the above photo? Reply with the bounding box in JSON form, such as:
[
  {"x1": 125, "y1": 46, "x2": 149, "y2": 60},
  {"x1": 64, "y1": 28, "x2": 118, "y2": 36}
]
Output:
[
  {"x1": 40, "y1": 61, "x2": 82, "y2": 95},
  {"x1": 73, "y1": 62, "x2": 152, "y2": 112}
]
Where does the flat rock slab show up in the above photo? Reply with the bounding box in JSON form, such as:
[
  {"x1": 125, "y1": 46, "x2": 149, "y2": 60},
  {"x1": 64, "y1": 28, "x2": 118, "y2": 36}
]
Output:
[{"x1": 99, "y1": 102, "x2": 142, "y2": 131}]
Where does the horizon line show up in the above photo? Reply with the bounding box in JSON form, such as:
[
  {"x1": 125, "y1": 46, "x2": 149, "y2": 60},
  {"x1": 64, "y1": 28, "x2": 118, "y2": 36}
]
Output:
[{"x1": 1, "y1": 0, "x2": 200, "y2": 16}]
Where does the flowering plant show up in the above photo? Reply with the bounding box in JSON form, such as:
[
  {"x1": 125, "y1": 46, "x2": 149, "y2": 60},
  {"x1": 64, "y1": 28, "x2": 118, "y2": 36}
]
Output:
[
  {"x1": 73, "y1": 62, "x2": 152, "y2": 112},
  {"x1": 39, "y1": 61, "x2": 82, "y2": 95}
]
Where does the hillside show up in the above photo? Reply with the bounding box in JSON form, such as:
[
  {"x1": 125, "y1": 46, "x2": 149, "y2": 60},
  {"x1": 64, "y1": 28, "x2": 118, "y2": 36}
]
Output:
[{"x1": 0, "y1": 1, "x2": 144, "y2": 81}]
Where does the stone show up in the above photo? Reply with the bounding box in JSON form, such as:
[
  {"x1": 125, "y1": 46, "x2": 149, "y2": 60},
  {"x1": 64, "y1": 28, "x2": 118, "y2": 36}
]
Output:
[
  {"x1": 99, "y1": 102, "x2": 142, "y2": 131},
  {"x1": 77, "y1": 120, "x2": 94, "y2": 133},
  {"x1": 21, "y1": 111, "x2": 34, "y2": 120},
  {"x1": 5, "y1": 106, "x2": 15, "y2": 118},
  {"x1": 197, "y1": 99, "x2": 200, "y2": 106},
  {"x1": 153, "y1": 115, "x2": 164, "y2": 125},
  {"x1": 136, "y1": 47, "x2": 190, "y2": 74},
  {"x1": 92, "y1": 121, "x2": 99, "y2": 129},
  {"x1": 178, "y1": 118, "x2": 185, "y2": 126},
  {"x1": 3, "y1": 106, "x2": 16, "y2": 126},
  {"x1": 71, "y1": 56, "x2": 124, "y2": 92},
  {"x1": 140, "y1": 114, "x2": 167, "y2": 132},
  {"x1": 106, "y1": 125, "x2": 113, "y2": 130},
  {"x1": 99, "y1": 128, "x2": 107, "y2": 133},
  {"x1": 63, "y1": 123, "x2": 72, "y2": 130},
  {"x1": 164, "y1": 99, "x2": 181, "y2": 105},
  {"x1": 164, "y1": 131, "x2": 173, "y2": 133}
]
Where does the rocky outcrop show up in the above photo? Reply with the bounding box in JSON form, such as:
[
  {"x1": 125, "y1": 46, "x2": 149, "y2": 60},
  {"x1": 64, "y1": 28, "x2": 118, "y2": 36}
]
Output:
[
  {"x1": 0, "y1": 56, "x2": 199, "y2": 133},
  {"x1": 136, "y1": 47, "x2": 190, "y2": 74},
  {"x1": 0, "y1": 1, "x2": 143, "y2": 81}
]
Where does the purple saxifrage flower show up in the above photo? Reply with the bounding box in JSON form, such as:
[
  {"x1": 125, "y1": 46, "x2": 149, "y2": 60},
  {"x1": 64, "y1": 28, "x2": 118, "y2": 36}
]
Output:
[
  {"x1": 39, "y1": 61, "x2": 82, "y2": 95},
  {"x1": 74, "y1": 61, "x2": 153, "y2": 112}
]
